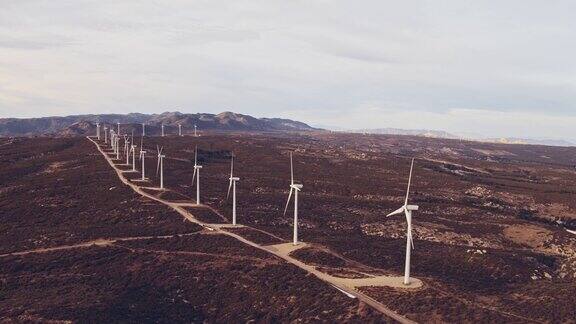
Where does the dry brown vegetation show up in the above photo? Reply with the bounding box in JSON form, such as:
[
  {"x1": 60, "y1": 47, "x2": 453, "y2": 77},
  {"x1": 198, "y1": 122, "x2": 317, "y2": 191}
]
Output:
[
  {"x1": 132, "y1": 131, "x2": 576, "y2": 322},
  {"x1": 0, "y1": 137, "x2": 388, "y2": 322}
]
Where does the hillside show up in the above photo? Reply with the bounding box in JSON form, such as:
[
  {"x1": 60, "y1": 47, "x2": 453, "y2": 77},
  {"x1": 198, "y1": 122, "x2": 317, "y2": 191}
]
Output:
[{"x1": 0, "y1": 112, "x2": 318, "y2": 137}]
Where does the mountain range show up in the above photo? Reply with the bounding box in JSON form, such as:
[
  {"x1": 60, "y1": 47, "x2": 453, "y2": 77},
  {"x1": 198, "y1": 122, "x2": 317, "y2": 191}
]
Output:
[{"x1": 0, "y1": 112, "x2": 317, "y2": 137}]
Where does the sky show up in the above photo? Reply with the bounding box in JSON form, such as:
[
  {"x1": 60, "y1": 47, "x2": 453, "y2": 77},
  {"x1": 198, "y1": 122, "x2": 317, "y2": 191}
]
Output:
[{"x1": 0, "y1": 0, "x2": 575, "y2": 141}]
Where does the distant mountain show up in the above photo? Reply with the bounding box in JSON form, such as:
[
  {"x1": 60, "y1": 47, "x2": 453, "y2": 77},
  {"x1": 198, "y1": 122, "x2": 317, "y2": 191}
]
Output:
[
  {"x1": 345, "y1": 128, "x2": 575, "y2": 147},
  {"x1": 0, "y1": 112, "x2": 318, "y2": 137},
  {"x1": 481, "y1": 137, "x2": 575, "y2": 147},
  {"x1": 346, "y1": 128, "x2": 460, "y2": 139}
]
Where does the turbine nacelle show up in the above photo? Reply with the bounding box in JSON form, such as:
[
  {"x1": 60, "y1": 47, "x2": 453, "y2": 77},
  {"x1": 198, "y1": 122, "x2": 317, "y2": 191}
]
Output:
[
  {"x1": 387, "y1": 204, "x2": 419, "y2": 217},
  {"x1": 290, "y1": 183, "x2": 303, "y2": 191}
]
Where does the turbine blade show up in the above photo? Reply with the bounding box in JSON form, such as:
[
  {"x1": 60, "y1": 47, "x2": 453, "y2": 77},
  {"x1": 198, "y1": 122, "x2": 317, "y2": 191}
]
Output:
[
  {"x1": 230, "y1": 154, "x2": 234, "y2": 178},
  {"x1": 192, "y1": 168, "x2": 197, "y2": 186},
  {"x1": 156, "y1": 155, "x2": 160, "y2": 175},
  {"x1": 290, "y1": 152, "x2": 294, "y2": 185},
  {"x1": 404, "y1": 158, "x2": 415, "y2": 206},
  {"x1": 283, "y1": 187, "x2": 294, "y2": 215},
  {"x1": 194, "y1": 145, "x2": 198, "y2": 165},
  {"x1": 387, "y1": 206, "x2": 405, "y2": 217},
  {"x1": 226, "y1": 179, "x2": 232, "y2": 200}
]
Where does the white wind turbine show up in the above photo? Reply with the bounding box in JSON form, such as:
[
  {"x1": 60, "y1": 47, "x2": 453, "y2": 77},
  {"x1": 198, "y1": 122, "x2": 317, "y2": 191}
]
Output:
[
  {"x1": 284, "y1": 152, "x2": 303, "y2": 245},
  {"x1": 191, "y1": 146, "x2": 202, "y2": 204},
  {"x1": 124, "y1": 135, "x2": 130, "y2": 165},
  {"x1": 139, "y1": 137, "x2": 147, "y2": 181},
  {"x1": 96, "y1": 123, "x2": 101, "y2": 140},
  {"x1": 227, "y1": 154, "x2": 240, "y2": 225},
  {"x1": 115, "y1": 135, "x2": 120, "y2": 160},
  {"x1": 156, "y1": 145, "x2": 165, "y2": 189},
  {"x1": 130, "y1": 143, "x2": 137, "y2": 171},
  {"x1": 110, "y1": 130, "x2": 115, "y2": 149},
  {"x1": 112, "y1": 131, "x2": 117, "y2": 152},
  {"x1": 113, "y1": 132, "x2": 118, "y2": 154},
  {"x1": 387, "y1": 158, "x2": 419, "y2": 286}
]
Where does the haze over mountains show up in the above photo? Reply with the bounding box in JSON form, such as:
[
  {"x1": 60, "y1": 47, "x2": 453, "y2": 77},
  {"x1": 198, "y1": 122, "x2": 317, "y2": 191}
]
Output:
[
  {"x1": 343, "y1": 128, "x2": 575, "y2": 147},
  {"x1": 0, "y1": 112, "x2": 317, "y2": 137}
]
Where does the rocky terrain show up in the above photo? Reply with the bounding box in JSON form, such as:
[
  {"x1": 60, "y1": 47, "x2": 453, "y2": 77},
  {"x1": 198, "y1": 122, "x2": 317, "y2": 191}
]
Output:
[
  {"x1": 0, "y1": 137, "x2": 385, "y2": 322},
  {"x1": 2, "y1": 131, "x2": 576, "y2": 322},
  {"x1": 133, "y1": 131, "x2": 576, "y2": 322}
]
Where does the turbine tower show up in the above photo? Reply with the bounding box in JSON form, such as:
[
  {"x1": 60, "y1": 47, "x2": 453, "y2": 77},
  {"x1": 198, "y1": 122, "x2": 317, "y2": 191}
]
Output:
[
  {"x1": 387, "y1": 158, "x2": 419, "y2": 286},
  {"x1": 161, "y1": 124, "x2": 165, "y2": 137},
  {"x1": 156, "y1": 146, "x2": 165, "y2": 189},
  {"x1": 110, "y1": 129, "x2": 115, "y2": 148},
  {"x1": 178, "y1": 124, "x2": 182, "y2": 136},
  {"x1": 191, "y1": 146, "x2": 203, "y2": 204},
  {"x1": 96, "y1": 123, "x2": 101, "y2": 140},
  {"x1": 117, "y1": 122, "x2": 120, "y2": 136},
  {"x1": 142, "y1": 123, "x2": 146, "y2": 136},
  {"x1": 130, "y1": 143, "x2": 137, "y2": 171},
  {"x1": 227, "y1": 154, "x2": 240, "y2": 225},
  {"x1": 139, "y1": 137, "x2": 147, "y2": 181},
  {"x1": 104, "y1": 126, "x2": 108, "y2": 144},
  {"x1": 124, "y1": 135, "x2": 130, "y2": 165},
  {"x1": 284, "y1": 152, "x2": 303, "y2": 245},
  {"x1": 194, "y1": 124, "x2": 197, "y2": 137},
  {"x1": 115, "y1": 136, "x2": 120, "y2": 160}
]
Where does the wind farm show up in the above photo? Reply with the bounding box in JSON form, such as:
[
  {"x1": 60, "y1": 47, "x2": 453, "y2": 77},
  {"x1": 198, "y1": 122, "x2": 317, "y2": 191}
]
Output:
[{"x1": 3, "y1": 118, "x2": 576, "y2": 322}]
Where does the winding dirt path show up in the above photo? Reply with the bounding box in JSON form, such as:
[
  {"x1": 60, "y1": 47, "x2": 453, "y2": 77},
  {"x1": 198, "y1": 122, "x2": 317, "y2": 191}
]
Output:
[
  {"x1": 0, "y1": 233, "x2": 201, "y2": 258},
  {"x1": 88, "y1": 136, "x2": 418, "y2": 324}
]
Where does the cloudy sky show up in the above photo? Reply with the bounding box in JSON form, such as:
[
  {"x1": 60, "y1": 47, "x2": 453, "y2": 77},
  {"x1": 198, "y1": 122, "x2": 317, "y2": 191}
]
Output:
[{"x1": 1, "y1": 0, "x2": 575, "y2": 140}]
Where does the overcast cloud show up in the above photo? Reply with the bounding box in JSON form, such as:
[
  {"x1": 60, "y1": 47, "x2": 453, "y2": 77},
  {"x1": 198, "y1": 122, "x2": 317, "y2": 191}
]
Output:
[{"x1": 0, "y1": 0, "x2": 575, "y2": 140}]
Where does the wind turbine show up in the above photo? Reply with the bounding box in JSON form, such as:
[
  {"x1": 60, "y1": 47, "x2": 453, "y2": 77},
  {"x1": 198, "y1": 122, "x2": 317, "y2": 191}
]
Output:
[
  {"x1": 178, "y1": 124, "x2": 182, "y2": 136},
  {"x1": 139, "y1": 137, "x2": 147, "y2": 181},
  {"x1": 161, "y1": 124, "x2": 165, "y2": 137},
  {"x1": 110, "y1": 130, "x2": 115, "y2": 148},
  {"x1": 156, "y1": 145, "x2": 165, "y2": 189},
  {"x1": 130, "y1": 143, "x2": 137, "y2": 171},
  {"x1": 191, "y1": 146, "x2": 202, "y2": 204},
  {"x1": 111, "y1": 131, "x2": 116, "y2": 152},
  {"x1": 115, "y1": 135, "x2": 120, "y2": 160},
  {"x1": 96, "y1": 123, "x2": 101, "y2": 140},
  {"x1": 387, "y1": 158, "x2": 419, "y2": 286},
  {"x1": 227, "y1": 153, "x2": 240, "y2": 225},
  {"x1": 284, "y1": 152, "x2": 303, "y2": 245},
  {"x1": 124, "y1": 135, "x2": 130, "y2": 165}
]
